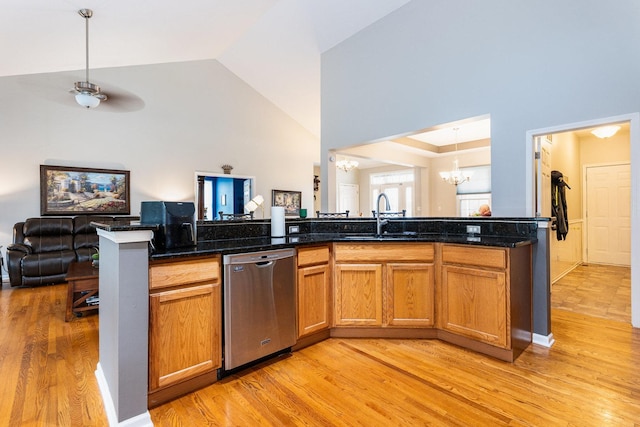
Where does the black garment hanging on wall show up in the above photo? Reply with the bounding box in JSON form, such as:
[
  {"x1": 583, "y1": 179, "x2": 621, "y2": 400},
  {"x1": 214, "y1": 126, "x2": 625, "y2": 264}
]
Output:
[{"x1": 551, "y1": 170, "x2": 571, "y2": 240}]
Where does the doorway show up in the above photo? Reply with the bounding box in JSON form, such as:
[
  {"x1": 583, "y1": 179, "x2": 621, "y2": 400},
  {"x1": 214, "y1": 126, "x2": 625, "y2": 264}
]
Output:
[{"x1": 528, "y1": 112, "x2": 639, "y2": 330}]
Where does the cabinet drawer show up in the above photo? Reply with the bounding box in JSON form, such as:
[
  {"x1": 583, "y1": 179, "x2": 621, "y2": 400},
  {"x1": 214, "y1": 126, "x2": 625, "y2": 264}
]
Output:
[
  {"x1": 298, "y1": 245, "x2": 330, "y2": 267},
  {"x1": 150, "y1": 257, "x2": 220, "y2": 290},
  {"x1": 334, "y1": 243, "x2": 434, "y2": 263},
  {"x1": 442, "y1": 245, "x2": 506, "y2": 269}
]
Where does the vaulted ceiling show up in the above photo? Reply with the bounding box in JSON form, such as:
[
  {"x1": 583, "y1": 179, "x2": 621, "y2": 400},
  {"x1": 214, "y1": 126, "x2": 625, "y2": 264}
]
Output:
[{"x1": 1, "y1": 0, "x2": 411, "y2": 137}]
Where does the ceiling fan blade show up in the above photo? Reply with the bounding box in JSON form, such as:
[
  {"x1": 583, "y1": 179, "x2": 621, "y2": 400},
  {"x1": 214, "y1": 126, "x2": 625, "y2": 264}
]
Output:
[
  {"x1": 97, "y1": 88, "x2": 146, "y2": 112},
  {"x1": 17, "y1": 72, "x2": 145, "y2": 112}
]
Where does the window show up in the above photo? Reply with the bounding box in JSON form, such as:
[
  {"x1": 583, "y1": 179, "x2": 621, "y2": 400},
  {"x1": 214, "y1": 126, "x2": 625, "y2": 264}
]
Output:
[
  {"x1": 457, "y1": 193, "x2": 492, "y2": 217},
  {"x1": 456, "y1": 165, "x2": 491, "y2": 195},
  {"x1": 371, "y1": 170, "x2": 414, "y2": 216},
  {"x1": 456, "y1": 165, "x2": 491, "y2": 216}
]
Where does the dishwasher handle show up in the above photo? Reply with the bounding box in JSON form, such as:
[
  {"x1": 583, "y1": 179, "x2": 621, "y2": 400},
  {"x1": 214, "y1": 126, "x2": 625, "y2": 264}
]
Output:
[
  {"x1": 224, "y1": 249, "x2": 295, "y2": 265},
  {"x1": 255, "y1": 260, "x2": 274, "y2": 268}
]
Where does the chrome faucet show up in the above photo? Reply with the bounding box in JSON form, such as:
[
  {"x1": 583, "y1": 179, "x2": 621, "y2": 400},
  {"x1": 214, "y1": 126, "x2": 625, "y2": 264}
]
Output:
[{"x1": 376, "y1": 192, "x2": 391, "y2": 236}]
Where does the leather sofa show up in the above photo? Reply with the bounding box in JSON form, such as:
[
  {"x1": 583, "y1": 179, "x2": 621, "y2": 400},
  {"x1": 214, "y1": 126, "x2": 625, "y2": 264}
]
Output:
[{"x1": 7, "y1": 216, "x2": 133, "y2": 287}]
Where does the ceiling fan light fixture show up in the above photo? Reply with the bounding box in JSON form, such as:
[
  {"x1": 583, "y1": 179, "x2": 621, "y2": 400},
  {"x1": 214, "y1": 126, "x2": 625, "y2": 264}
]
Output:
[
  {"x1": 591, "y1": 125, "x2": 621, "y2": 139},
  {"x1": 73, "y1": 81, "x2": 104, "y2": 108},
  {"x1": 75, "y1": 92, "x2": 101, "y2": 108}
]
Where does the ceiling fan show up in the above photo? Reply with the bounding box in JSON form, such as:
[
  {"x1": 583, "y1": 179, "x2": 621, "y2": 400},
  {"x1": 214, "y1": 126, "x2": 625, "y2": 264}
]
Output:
[{"x1": 72, "y1": 9, "x2": 107, "y2": 109}]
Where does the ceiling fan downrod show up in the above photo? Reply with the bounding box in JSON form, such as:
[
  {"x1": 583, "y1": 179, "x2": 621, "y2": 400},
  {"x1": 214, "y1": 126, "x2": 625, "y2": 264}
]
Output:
[
  {"x1": 74, "y1": 8, "x2": 106, "y2": 108},
  {"x1": 79, "y1": 9, "x2": 92, "y2": 83}
]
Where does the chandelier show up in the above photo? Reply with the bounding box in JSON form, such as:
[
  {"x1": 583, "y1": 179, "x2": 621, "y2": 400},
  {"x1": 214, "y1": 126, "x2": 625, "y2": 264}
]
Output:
[
  {"x1": 439, "y1": 159, "x2": 472, "y2": 186},
  {"x1": 439, "y1": 128, "x2": 473, "y2": 186},
  {"x1": 336, "y1": 159, "x2": 359, "y2": 172}
]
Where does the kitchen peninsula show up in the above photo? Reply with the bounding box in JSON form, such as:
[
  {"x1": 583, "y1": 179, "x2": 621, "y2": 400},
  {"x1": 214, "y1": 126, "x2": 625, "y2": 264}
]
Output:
[{"x1": 93, "y1": 216, "x2": 543, "y2": 426}]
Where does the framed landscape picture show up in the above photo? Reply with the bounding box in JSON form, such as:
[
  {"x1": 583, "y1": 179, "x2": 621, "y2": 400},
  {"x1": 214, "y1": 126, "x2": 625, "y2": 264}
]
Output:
[
  {"x1": 272, "y1": 189, "x2": 301, "y2": 216},
  {"x1": 40, "y1": 165, "x2": 130, "y2": 215}
]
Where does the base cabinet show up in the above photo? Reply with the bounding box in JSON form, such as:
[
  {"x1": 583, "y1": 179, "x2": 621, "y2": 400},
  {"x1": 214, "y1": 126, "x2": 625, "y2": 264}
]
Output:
[
  {"x1": 440, "y1": 244, "x2": 532, "y2": 357},
  {"x1": 333, "y1": 243, "x2": 435, "y2": 328},
  {"x1": 297, "y1": 246, "x2": 332, "y2": 338},
  {"x1": 148, "y1": 256, "x2": 221, "y2": 407}
]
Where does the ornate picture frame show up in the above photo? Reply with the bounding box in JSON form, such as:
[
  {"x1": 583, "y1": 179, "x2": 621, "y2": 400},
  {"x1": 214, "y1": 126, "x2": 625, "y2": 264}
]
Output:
[{"x1": 40, "y1": 165, "x2": 131, "y2": 215}]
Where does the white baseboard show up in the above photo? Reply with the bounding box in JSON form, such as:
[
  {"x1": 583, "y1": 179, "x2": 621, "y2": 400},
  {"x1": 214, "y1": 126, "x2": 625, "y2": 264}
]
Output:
[
  {"x1": 95, "y1": 363, "x2": 154, "y2": 427},
  {"x1": 532, "y1": 332, "x2": 555, "y2": 348}
]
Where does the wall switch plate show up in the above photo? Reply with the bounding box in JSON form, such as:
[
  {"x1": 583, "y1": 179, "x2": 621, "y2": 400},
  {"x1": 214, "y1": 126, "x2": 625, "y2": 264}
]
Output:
[
  {"x1": 467, "y1": 225, "x2": 481, "y2": 234},
  {"x1": 288, "y1": 225, "x2": 300, "y2": 234}
]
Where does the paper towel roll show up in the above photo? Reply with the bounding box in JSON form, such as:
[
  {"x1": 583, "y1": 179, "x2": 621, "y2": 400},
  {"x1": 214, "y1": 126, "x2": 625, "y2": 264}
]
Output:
[{"x1": 271, "y1": 206, "x2": 286, "y2": 237}]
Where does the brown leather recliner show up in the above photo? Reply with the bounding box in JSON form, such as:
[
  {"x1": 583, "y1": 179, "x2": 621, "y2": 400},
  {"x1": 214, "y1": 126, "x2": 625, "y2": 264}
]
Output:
[{"x1": 6, "y1": 215, "x2": 124, "y2": 287}]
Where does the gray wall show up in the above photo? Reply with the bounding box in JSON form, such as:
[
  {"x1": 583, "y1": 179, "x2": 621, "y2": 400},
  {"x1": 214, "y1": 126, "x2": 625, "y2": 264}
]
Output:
[
  {"x1": 321, "y1": 0, "x2": 640, "y2": 216},
  {"x1": 0, "y1": 60, "x2": 318, "y2": 276}
]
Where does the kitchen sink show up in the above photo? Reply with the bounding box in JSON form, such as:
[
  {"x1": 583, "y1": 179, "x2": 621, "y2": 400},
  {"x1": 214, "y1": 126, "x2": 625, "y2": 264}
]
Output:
[
  {"x1": 341, "y1": 232, "x2": 419, "y2": 240},
  {"x1": 341, "y1": 235, "x2": 386, "y2": 240}
]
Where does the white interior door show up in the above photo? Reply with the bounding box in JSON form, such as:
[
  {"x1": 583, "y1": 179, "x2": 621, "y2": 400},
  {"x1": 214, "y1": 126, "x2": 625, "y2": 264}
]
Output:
[
  {"x1": 535, "y1": 136, "x2": 552, "y2": 217},
  {"x1": 338, "y1": 183, "x2": 359, "y2": 215},
  {"x1": 586, "y1": 163, "x2": 631, "y2": 266}
]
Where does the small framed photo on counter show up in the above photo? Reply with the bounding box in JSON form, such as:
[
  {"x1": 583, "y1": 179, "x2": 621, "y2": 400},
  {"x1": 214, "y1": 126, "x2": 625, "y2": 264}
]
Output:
[{"x1": 272, "y1": 189, "x2": 301, "y2": 216}]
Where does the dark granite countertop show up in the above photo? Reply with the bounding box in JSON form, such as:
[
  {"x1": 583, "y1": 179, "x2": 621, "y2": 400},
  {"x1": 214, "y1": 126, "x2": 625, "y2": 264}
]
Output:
[
  {"x1": 149, "y1": 232, "x2": 536, "y2": 260},
  {"x1": 92, "y1": 217, "x2": 540, "y2": 261}
]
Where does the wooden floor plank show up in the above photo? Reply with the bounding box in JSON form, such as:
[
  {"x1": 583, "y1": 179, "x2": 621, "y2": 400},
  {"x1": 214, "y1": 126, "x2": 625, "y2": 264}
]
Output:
[{"x1": 0, "y1": 270, "x2": 639, "y2": 426}]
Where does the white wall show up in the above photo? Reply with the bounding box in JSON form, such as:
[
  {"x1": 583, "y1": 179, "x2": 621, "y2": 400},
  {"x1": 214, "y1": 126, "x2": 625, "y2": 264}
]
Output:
[
  {"x1": 0, "y1": 60, "x2": 319, "y2": 278},
  {"x1": 549, "y1": 131, "x2": 583, "y2": 280},
  {"x1": 551, "y1": 132, "x2": 582, "y2": 218},
  {"x1": 320, "y1": 0, "x2": 640, "y2": 217}
]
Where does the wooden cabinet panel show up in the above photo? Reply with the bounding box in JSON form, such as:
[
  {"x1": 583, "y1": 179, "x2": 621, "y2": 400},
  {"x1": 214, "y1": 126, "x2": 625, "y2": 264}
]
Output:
[
  {"x1": 334, "y1": 264, "x2": 383, "y2": 326},
  {"x1": 298, "y1": 246, "x2": 330, "y2": 267},
  {"x1": 297, "y1": 263, "x2": 331, "y2": 337},
  {"x1": 149, "y1": 257, "x2": 220, "y2": 290},
  {"x1": 442, "y1": 245, "x2": 506, "y2": 269},
  {"x1": 441, "y1": 265, "x2": 508, "y2": 348},
  {"x1": 386, "y1": 263, "x2": 435, "y2": 327},
  {"x1": 149, "y1": 282, "x2": 221, "y2": 391},
  {"x1": 334, "y1": 243, "x2": 434, "y2": 263}
]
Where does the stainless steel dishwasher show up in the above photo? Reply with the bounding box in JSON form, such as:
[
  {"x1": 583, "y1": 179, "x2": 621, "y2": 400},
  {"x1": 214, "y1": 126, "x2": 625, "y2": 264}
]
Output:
[{"x1": 223, "y1": 248, "x2": 296, "y2": 371}]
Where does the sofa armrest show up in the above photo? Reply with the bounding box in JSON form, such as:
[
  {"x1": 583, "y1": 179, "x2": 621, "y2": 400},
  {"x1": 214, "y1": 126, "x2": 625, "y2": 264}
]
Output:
[
  {"x1": 7, "y1": 245, "x2": 30, "y2": 287},
  {"x1": 7, "y1": 243, "x2": 32, "y2": 255}
]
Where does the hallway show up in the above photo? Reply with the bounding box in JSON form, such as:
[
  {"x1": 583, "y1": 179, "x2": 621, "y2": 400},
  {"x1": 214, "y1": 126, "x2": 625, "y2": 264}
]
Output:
[{"x1": 551, "y1": 264, "x2": 631, "y2": 324}]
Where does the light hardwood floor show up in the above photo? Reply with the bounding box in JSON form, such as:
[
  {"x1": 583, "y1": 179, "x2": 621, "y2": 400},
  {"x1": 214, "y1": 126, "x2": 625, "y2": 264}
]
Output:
[
  {"x1": 0, "y1": 280, "x2": 638, "y2": 426},
  {"x1": 552, "y1": 263, "x2": 631, "y2": 323}
]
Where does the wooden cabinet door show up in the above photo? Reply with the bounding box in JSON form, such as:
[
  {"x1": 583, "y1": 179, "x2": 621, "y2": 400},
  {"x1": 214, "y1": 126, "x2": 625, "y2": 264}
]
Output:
[
  {"x1": 297, "y1": 263, "x2": 331, "y2": 338},
  {"x1": 441, "y1": 265, "x2": 508, "y2": 348},
  {"x1": 334, "y1": 264, "x2": 383, "y2": 326},
  {"x1": 149, "y1": 282, "x2": 221, "y2": 391},
  {"x1": 385, "y1": 263, "x2": 435, "y2": 327}
]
